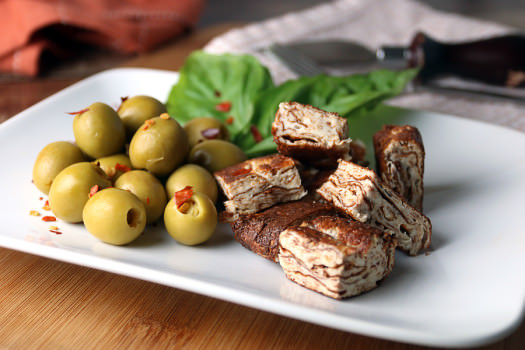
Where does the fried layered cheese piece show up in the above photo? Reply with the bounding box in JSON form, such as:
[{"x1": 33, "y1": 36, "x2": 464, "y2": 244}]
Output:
[
  {"x1": 231, "y1": 199, "x2": 338, "y2": 262},
  {"x1": 278, "y1": 215, "x2": 395, "y2": 299},
  {"x1": 299, "y1": 167, "x2": 335, "y2": 201},
  {"x1": 214, "y1": 154, "x2": 306, "y2": 220},
  {"x1": 374, "y1": 124, "x2": 425, "y2": 211},
  {"x1": 317, "y1": 160, "x2": 431, "y2": 256},
  {"x1": 272, "y1": 102, "x2": 352, "y2": 168}
]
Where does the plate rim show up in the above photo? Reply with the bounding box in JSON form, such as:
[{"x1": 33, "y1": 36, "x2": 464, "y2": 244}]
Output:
[{"x1": 1, "y1": 67, "x2": 524, "y2": 348}]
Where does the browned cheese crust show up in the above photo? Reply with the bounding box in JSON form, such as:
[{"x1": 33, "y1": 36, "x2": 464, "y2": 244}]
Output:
[
  {"x1": 214, "y1": 154, "x2": 306, "y2": 221},
  {"x1": 349, "y1": 138, "x2": 368, "y2": 166},
  {"x1": 317, "y1": 160, "x2": 431, "y2": 256},
  {"x1": 373, "y1": 124, "x2": 425, "y2": 211},
  {"x1": 230, "y1": 200, "x2": 339, "y2": 262},
  {"x1": 278, "y1": 215, "x2": 396, "y2": 299},
  {"x1": 299, "y1": 167, "x2": 335, "y2": 201},
  {"x1": 272, "y1": 102, "x2": 352, "y2": 168}
]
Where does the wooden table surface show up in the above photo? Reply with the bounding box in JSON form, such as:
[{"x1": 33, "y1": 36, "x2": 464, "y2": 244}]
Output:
[{"x1": 1, "y1": 23, "x2": 524, "y2": 350}]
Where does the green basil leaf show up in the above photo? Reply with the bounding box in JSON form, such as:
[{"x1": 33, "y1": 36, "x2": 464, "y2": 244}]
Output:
[
  {"x1": 166, "y1": 51, "x2": 275, "y2": 138},
  {"x1": 165, "y1": 51, "x2": 418, "y2": 158},
  {"x1": 251, "y1": 69, "x2": 419, "y2": 137}
]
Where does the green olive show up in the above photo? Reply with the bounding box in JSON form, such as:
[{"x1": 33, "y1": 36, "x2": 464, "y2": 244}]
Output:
[
  {"x1": 94, "y1": 153, "x2": 132, "y2": 181},
  {"x1": 48, "y1": 162, "x2": 111, "y2": 223},
  {"x1": 73, "y1": 102, "x2": 126, "y2": 159},
  {"x1": 184, "y1": 117, "x2": 230, "y2": 149},
  {"x1": 165, "y1": 164, "x2": 218, "y2": 203},
  {"x1": 164, "y1": 190, "x2": 217, "y2": 245},
  {"x1": 114, "y1": 170, "x2": 167, "y2": 224},
  {"x1": 188, "y1": 139, "x2": 246, "y2": 173},
  {"x1": 83, "y1": 188, "x2": 146, "y2": 245},
  {"x1": 117, "y1": 95, "x2": 167, "y2": 139},
  {"x1": 32, "y1": 141, "x2": 85, "y2": 194},
  {"x1": 129, "y1": 116, "x2": 189, "y2": 177}
]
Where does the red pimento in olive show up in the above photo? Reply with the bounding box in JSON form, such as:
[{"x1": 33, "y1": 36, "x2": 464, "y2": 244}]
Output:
[
  {"x1": 114, "y1": 163, "x2": 131, "y2": 173},
  {"x1": 175, "y1": 186, "x2": 193, "y2": 209},
  {"x1": 164, "y1": 186, "x2": 218, "y2": 246}
]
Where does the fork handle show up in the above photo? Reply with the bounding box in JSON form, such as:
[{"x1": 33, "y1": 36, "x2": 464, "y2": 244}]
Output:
[{"x1": 406, "y1": 32, "x2": 525, "y2": 87}]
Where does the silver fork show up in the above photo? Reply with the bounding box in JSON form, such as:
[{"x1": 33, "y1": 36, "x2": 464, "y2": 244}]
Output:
[
  {"x1": 267, "y1": 44, "x2": 325, "y2": 76},
  {"x1": 267, "y1": 43, "x2": 525, "y2": 102}
]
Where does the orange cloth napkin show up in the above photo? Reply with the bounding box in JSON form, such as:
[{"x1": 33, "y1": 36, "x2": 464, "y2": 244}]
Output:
[{"x1": 0, "y1": 0, "x2": 205, "y2": 76}]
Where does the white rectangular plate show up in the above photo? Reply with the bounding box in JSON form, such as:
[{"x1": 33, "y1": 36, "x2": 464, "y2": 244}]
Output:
[{"x1": 1, "y1": 68, "x2": 524, "y2": 348}]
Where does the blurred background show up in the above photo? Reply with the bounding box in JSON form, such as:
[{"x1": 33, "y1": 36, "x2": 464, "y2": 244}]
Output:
[
  {"x1": 2, "y1": 0, "x2": 524, "y2": 121},
  {"x1": 2, "y1": 0, "x2": 524, "y2": 81},
  {"x1": 199, "y1": 0, "x2": 525, "y2": 29}
]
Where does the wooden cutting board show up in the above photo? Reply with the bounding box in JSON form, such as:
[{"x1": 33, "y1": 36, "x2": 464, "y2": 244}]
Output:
[{"x1": 0, "y1": 23, "x2": 524, "y2": 349}]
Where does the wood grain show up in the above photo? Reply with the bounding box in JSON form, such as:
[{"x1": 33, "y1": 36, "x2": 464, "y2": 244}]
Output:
[
  {"x1": 0, "y1": 247, "x2": 524, "y2": 349},
  {"x1": 0, "y1": 22, "x2": 524, "y2": 349}
]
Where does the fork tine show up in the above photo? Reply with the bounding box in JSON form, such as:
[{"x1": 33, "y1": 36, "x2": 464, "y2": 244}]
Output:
[{"x1": 268, "y1": 44, "x2": 325, "y2": 77}]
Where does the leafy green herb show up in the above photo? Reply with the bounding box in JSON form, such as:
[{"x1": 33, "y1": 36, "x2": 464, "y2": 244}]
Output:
[
  {"x1": 166, "y1": 51, "x2": 274, "y2": 141},
  {"x1": 166, "y1": 51, "x2": 418, "y2": 157}
]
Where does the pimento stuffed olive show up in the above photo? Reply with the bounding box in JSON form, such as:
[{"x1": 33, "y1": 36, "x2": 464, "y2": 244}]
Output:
[
  {"x1": 117, "y1": 95, "x2": 167, "y2": 139},
  {"x1": 165, "y1": 164, "x2": 218, "y2": 203},
  {"x1": 83, "y1": 188, "x2": 146, "y2": 245},
  {"x1": 32, "y1": 141, "x2": 85, "y2": 195},
  {"x1": 188, "y1": 139, "x2": 246, "y2": 173},
  {"x1": 114, "y1": 170, "x2": 167, "y2": 224},
  {"x1": 129, "y1": 115, "x2": 189, "y2": 177},
  {"x1": 48, "y1": 162, "x2": 111, "y2": 223},
  {"x1": 183, "y1": 117, "x2": 229, "y2": 149},
  {"x1": 164, "y1": 187, "x2": 217, "y2": 246},
  {"x1": 72, "y1": 102, "x2": 126, "y2": 159},
  {"x1": 94, "y1": 153, "x2": 132, "y2": 181}
]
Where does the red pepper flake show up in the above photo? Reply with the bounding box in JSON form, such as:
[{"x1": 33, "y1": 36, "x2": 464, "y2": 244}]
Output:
[
  {"x1": 225, "y1": 116, "x2": 234, "y2": 125},
  {"x1": 146, "y1": 197, "x2": 150, "y2": 204},
  {"x1": 49, "y1": 229, "x2": 62, "y2": 235},
  {"x1": 29, "y1": 210, "x2": 41, "y2": 216},
  {"x1": 66, "y1": 108, "x2": 89, "y2": 116},
  {"x1": 117, "y1": 96, "x2": 129, "y2": 111},
  {"x1": 39, "y1": 197, "x2": 43, "y2": 200},
  {"x1": 42, "y1": 200, "x2": 51, "y2": 211},
  {"x1": 114, "y1": 163, "x2": 131, "y2": 173},
  {"x1": 143, "y1": 119, "x2": 155, "y2": 130},
  {"x1": 89, "y1": 185, "x2": 99, "y2": 198},
  {"x1": 201, "y1": 128, "x2": 220, "y2": 140},
  {"x1": 175, "y1": 186, "x2": 193, "y2": 209},
  {"x1": 250, "y1": 125, "x2": 263, "y2": 143},
  {"x1": 215, "y1": 101, "x2": 231, "y2": 112},
  {"x1": 160, "y1": 113, "x2": 170, "y2": 120},
  {"x1": 42, "y1": 216, "x2": 56, "y2": 222}
]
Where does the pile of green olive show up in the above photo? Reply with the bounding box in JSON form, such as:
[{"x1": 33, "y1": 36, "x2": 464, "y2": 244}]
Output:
[{"x1": 32, "y1": 95, "x2": 247, "y2": 246}]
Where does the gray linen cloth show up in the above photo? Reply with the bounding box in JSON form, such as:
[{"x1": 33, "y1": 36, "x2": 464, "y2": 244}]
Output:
[{"x1": 204, "y1": 0, "x2": 525, "y2": 131}]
